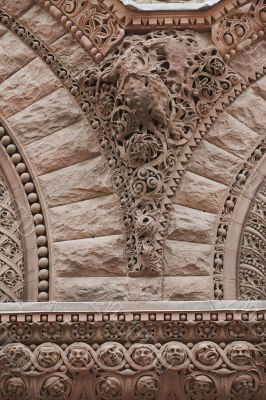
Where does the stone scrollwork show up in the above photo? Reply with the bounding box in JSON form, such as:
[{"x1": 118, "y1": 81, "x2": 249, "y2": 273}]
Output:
[
  {"x1": 0, "y1": 169, "x2": 23, "y2": 302},
  {"x1": 212, "y1": 0, "x2": 266, "y2": 60},
  {"x1": 82, "y1": 31, "x2": 242, "y2": 275},
  {"x1": 238, "y1": 180, "x2": 266, "y2": 300}
]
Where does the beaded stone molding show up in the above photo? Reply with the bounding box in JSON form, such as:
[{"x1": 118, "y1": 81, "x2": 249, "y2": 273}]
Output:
[
  {"x1": 36, "y1": 0, "x2": 266, "y2": 62},
  {"x1": 0, "y1": 305, "x2": 265, "y2": 399},
  {"x1": 0, "y1": 6, "x2": 265, "y2": 281},
  {"x1": 0, "y1": 120, "x2": 49, "y2": 302},
  {"x1": 214, "y1": 138, "x2": 266, "y2": 300}
]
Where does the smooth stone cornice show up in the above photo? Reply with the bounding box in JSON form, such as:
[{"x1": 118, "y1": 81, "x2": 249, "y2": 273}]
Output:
[{"x1": 121, "y1": 0, "x2": 222, "y2": 12}]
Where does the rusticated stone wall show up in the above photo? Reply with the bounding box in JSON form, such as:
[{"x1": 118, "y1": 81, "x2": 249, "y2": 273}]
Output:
[{"x1": 0, "y1": 0, "x2": 265, "y2": 302}]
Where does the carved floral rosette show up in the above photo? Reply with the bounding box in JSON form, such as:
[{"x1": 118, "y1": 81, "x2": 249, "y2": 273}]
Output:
[{"x1": 81, "y1": 31, "x2": 243, "y2": 275}]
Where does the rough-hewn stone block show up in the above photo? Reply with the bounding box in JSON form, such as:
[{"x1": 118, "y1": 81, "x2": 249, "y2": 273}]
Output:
[
  {"x1": 207, "y1": 112, "x2": 260, "y2": 159},
  {"x1": 163, "y1": 276, "x2": 213, "y2": 300},
  {"x1": 39, "y1": 156, "x2": 113, "y2": 207},
  {"x1": 188, "y1": 141, "x2": 242, "y2": 185},
  {"x1": 48, "y1": 195, "x2": 123, "y2": 241},
  {"x1": 26, "y1": 119, "x2": 100, "y2": 175},
  {"x1": 8, "y1": 88, "x2": 83, "y2": 145},
  {"x1": 1, "y1": 0, "x2": 33, "y2": 17},
  {"x1": 164, "y1": 240, "x2": 213, "y2": 276},
  {"x1": 168, "y1": 204, "x2": 218, "y2": 244},
  {"x1": 19, "y1": 5, "x2": 65, "y2": 45},
  {"x1": 52, "y1": 235, "x2": 126, "y2": 277},
  {"x1": 174, "y1": 171, "x2": 228, "y2": 213},
  {"x1": 0, "y1": 57, "x2": 61, "y2": 118}
]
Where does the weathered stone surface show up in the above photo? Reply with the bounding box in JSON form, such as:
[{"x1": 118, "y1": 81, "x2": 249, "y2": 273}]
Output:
[
  {"x1": 0, "y1": 57, "x2": 61, "y2": 118},
  {"x1": 52, "y1": 235, "x2": 126, "y2": 277},
  {"x1": 164, "y1": 240, "x2": 213, "y2": 276},
  {"x1": 53, "y1": 277, "x2": 162, "y2": 301},
  {"x1": 207, "y1": 112, "x2": 260, "y2": 159},
  {"x1": 126, "y1": 277, "x2": 162, "y2": 300},
  {"x1": 1, "y1": 0, "x2": 33, "y2": 17},
  {"x1": 163, "y1": 276, "x2": 213, "y2": 300},
  {"x1": 188, "y1": 140, "x2": 242, "y2": 185},
  {"x1": 252, "y1": 75, "x2": 266, "y2": 101},
  {"x1": 227, "y1": 86, "x2": 266, "y2": 136},
  {"x1": 229, "y1": 40, "x2": 266, "y2": 83},
  {"x1": 39, "y1": 156, "x2": 113, "y2": 207},
  {"x1": 168, "y1": 204, "x2": 218, "y2": 244},
  {"x1": 51, "y1": 33, "x2": 95, "y2": 77},
  {"x1": 19, "y1": 4, "x2": 66, "y2": 45},
  {"x1": 174, "y1": 171, "x2": 228, "y2": 213},
  {"x1": 0, "y1": 31, "x2": 35, "y2": 84},
  {"x1": 48, "y1": 195, "x2": 123, "y2": 241},
  {"x1": 53, "y1": 277, "x2": 128, "y2": 301},
  {"x1": 26, "y1": 119, "x2": 100, "y2": 175},
  {"x1": 8, "y1": 88, "x2": 83, "y2": 145}
]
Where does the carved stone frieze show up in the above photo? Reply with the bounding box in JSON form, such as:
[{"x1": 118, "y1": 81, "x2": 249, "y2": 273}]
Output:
[
  {"x1": 0, "y1": 307, "x2": 265, "y2": 399},
  {"x1": 0, "y1": 167, "x2": 23, "y2": 302},
  {"x1": 238, "y1": 180, "x2": 266, "y2": 300},
  {"x1": 212, "y1": 0, "x2": 266, "y2": 60},
  {"x1": 82, "y1": 31, "x2": 243, "y2": 275},
  {"x1": 214, "y1": 138, "x2": 266, "y2": 300}
]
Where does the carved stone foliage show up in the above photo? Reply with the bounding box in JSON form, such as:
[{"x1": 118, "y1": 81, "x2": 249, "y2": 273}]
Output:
[
  {"x1": 0, "y1": 340, "x2": 264, "y2": 399},
  {"x1": 214, "y1": 138, "x2": 266, "y2": 300},
  {"x1": 212, "y1": 0, "x2": 266, "y2": 60},
  {"x1": 238, "y1": 180, "x2": 266, "y2": 300},
  {"x1": 0, "y1": 168, "x2": 23, "y2": 302},
  {"x1": 38, "y1": 0, "x2": 125, "y2": 61},
  {"x1": 82, "y1": 31, "x2": 242, "y2": 275}
]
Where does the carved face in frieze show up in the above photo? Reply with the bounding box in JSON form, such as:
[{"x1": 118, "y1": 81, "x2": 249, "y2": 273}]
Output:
[
  {"x1": 132, "y1": 345, "x2": 156, "y2": 366},
  {"x1": 231, "y1": 374, "x2": 257, "y2": 400},
  {"x1": 195, "y1": 343, "x2": 220, "y2": 365},
  {"x1": 37, "y1": 346, "x2": 60, "y2": 368},
  {"x1": 97, "y1": 376, "x2": 122, "y2": 398},
  {"x1": 163, "y1": 343, "x2": 187, "y2": 366},
  {"x1": 42, "y1": 375, "x2": 69, "y2": 398},
  {"x1": 228, "y1": 344, "x2": 252, "y2": 366},
  {"x1": 99, "y1": 344, "x2": 124, "y2": 367},
  {"x1": 67, "y1": 347, "x2": 91, "y2": 368},
  {"x1": 5, "y1": 377, "x2": 26, "y2": 398},
  {"x1": 136, "y1": 375, "x2": 160, "y2": 397},
  {"x1": 186, "y1": 375, "x2": 217, "y2": 400}
]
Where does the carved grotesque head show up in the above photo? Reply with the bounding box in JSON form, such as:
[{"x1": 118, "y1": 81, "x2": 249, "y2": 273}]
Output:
[
  {"x1": 186, "y1": 375, "x2": 216, "y2": 400},
  {"x1": 97, "y1": 376, "x2": 122, "y2": 398},
  {"x1": 132, "y1": 345, "x2": 156, "y2": 366},
  {"x1": 99, "y1": 344, "x2": 124, "y2": 367},
  {"x1": 163, "y1": 343, "x2": 187, "y2": 366},
  {"x1": 37, "y1": 346, "x2": 60, "y2": 368},
  {"x1": 5, "y1": 377, "x2": 26, "y2": 398},
  {"x1": 231, "y1": 374, "x2": 256, "y2": 400},
  {"x1": 67, "y1": 347, "x2": 90, "y2": 368},
  {"x1": 136, "y1": 375, "x2": 160, "y2": 397},
  {"x1": 42, "y1": 376, "x2": 67, "y2": 397},
  {"x1": 195, "y1": 343, "x2": 220, "y2": 365},
  {"x1": 228, "y1": 344, "x2": 252, "y2": 366}
]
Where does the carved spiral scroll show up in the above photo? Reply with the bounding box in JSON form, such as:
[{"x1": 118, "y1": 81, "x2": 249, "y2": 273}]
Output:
[
  {"x1": 238, "y1": 179, "x2": 266, "y2": 300},
  {"x1": 0, "y1": 165, "x2": 23, "y2": 302}
]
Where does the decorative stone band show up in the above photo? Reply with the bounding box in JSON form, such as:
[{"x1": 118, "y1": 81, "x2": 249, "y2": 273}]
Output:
[
  {"x1": 37, "y1": 0, "x2": 266, "y2": 62},
  {"x1": 0, "y1": 120, "x2": 48, "y2": 302},
  {"x1": 0, "y1": 302, "x2": 265, "y2": 399},
  {"x1": 214, "y1": 138, "x2": 266, "y2": 300}
]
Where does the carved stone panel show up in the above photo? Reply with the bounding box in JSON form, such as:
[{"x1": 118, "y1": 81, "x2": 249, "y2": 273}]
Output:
[
  {"x1": 238, "y1": 179, "x2": 266, "y2": 300},
  {"x1": 0, "y1": 168, "x2": 23, "y2": 301}
]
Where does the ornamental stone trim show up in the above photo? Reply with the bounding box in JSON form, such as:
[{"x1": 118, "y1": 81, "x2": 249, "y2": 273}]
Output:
[{"x1": 0, "y1": 303, "x2": 265, "y2": 399}]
